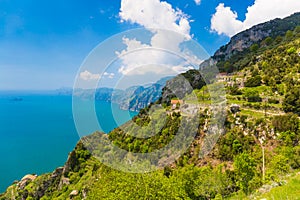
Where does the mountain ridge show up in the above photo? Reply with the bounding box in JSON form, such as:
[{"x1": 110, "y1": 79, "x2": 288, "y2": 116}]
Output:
[
  {"x1": 72, "y1": 76, "x2": 173, "y2": 111},
  {"x1": 2, "y1": 13, "x2": 300, "y2": 200},
  {"x1": 213, "y1": 12, "x2": 300, "y2": 61}
]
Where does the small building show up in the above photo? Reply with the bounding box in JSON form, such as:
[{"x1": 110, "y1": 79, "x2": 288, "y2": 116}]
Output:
[
  {"x1": 216, "y1": 72, "x2": 228, "y2": 80},
  {"x1": 216, "y1": 72, "x2": 233, "y2": 83},
  {"x1": 171, "y1": 99, "x2": 183, "y2": 109}
]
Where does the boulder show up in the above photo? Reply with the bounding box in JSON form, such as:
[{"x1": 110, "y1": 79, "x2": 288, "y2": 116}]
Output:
[{"x1": 70, "y1": 190, "x2": 79, "y2": 198}]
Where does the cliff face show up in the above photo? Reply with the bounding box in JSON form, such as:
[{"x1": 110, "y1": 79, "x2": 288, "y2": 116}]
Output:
[
  {"x1": 74, "y1": 76, "x2": 172, "y2": 112},
  {"x1": 0, "y1": 141, "x2": 92, "y2": 200},
  {"x1": 212, "y1": 12, "x2": 300, "y2": 62},
  {"x1": 113, "y1": 76, "x2": 172, "y2": 111},
  {"x1": 119, "y1": 83, "x2": 164, "y2": 111},
  {"x1": 161, "y1": 70, "x2": 206, "y2": 102},
  {"x1": 2, "y1": 12, "x2": 300, "y2": 200}
]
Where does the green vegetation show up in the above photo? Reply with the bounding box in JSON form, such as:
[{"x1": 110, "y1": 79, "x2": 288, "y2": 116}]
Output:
[
  {"x1": 244, "y1": 75, "x2": 262, "y2": 87},
  {"x1": 283, "y1": 85, "x2": 300, "y2": 114},
  {"x1": 227, "y1": 172, "x2": 300, "y2": 199},
  {"x1": 257, "y1": 174, "x2": 300, "y2": 200},
  {"x1": 2, "y1": 13, "x2": 300, "y2": 200}
]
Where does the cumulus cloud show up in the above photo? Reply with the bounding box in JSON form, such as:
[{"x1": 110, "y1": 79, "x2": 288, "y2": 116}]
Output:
[
  {"x1": 119, "y1": 64, "x2": 186, "y2": 76},
  {"x1": 79, "y1": 70, "x2": 115, "y2": 81},
  {"x1": 117, "y1": 0, "x2": 202, "y2": 77},
  {"x1": 79, "y1": 70, "x2": 101, "y2": 81},
  {"x1": 116, "y1": 37, "x2": 154, "y2": 75},
  {"x1": 211, "y1": 0, "x2": 300, "y2": 37},
  {"x1": 116, "y1": 36, "x2": 194, "y2": 76},
  {"x1": 119, "y1": 0, "x2": 191, "y2": 37},
  {"x1": 211, "y1": 4, "x2": 243, "y2": 37},
  {"x1": 194, "y1": 0, "x2": 201, "y2": 6},
  {"x1": 103, "y1": 72, "x2": 115, "y2": 79}
]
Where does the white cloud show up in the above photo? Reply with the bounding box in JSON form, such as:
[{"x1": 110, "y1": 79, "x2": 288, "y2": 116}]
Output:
[
  {"x1": 79, "y1": 71, "x2": 115, "y2": 81},
  {"x1": 79, "y1": 70, "x2": 100, "y2": 81},
  {"x1": 194, "y1": 0, "x2": 201, "y2": 6},
  {"x1": 211, "y1": 0, "x2": 300, "y2": 37},
  {"x1": 116, "y1": 37, "x2": 149, "y2": 55},
  {"x1": 172, "y1": 64, "x2": 194, "y2": 72},
  {"x1": 116, "y1": 36, "x2": 198, "y2": 76},
  {"x1": 116, "y1": 37, "x2": 156, "y2": 75},
  {"x1": 118, "y1": 64, "x2": 193, "y2": 76},
  {"x1": 211, "y1": 4, "x2": 243, "y2": 37},
  {"x1": 120, "y1": 0, "x2": 191, "y2": 37},
  {"x1": 117, "y1": 0, "x2": 201, "y2": 77},
  {"x1": 119, "y1": 64, "x2": 173, "y2": 76},
  {"x1": 103, "y1": 72, "x2": 115, "y2": 79}
]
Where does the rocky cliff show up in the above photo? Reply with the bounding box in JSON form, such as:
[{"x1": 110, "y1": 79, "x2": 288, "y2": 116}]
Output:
[
  {"x1": 2, "y1": 11, "x2": 300, "y2": 200},
  {"x1": 73, "y1": 77, "x2": 172, "y2": 112},
  {"x1": 211, "y1": 12, "x2": 300, "y2": 62}
]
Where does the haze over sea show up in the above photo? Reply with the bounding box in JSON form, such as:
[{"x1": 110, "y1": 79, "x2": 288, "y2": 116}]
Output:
[{"x1": 0, "y1": 91, "x2": 137, "y2": 192}]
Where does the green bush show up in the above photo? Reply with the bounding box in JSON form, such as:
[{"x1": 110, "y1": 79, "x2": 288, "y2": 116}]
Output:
[
  {"x1": 268, "y1": 98, "x2": 280, "y2": 104},
  {"x1": 244, "y1": 90, "x2": 262, "y2": 102},
  {"x1": 283, "y1": 86, "x2": 300, "y2": 115},
  {"x1": 270, "y1": 154, "x2": 290, "y2": 175},
  {"x1": 250, "y1": 44, "x2": 259, "y2": 52},
  {"x1": 245, "y1": 75, "x2": 262, "y2": 87},
  {"x1": 234, "y1": 153, "x2": 257, "y2": 194},
  {"x1": 272, "y1": 113, "x2": 299, "y2": 133},
  {"x1": 228, "y1": 84, "x2": 242, "y2": 95},
  {"x1": 287, "y1": 47, "x2": 297, "y2": 54}
]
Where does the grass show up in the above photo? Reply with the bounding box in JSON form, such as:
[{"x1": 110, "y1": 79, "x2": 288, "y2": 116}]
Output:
[
  {"x1": 257, "y1": 175, "x2": 300, "y2": 200},
  {"x1": 226, "y1": 172, "x2": 300, "y2": 200},
  {"x1": 240, "y1": 109, "x2": 265, "y2": 118},
  {"x1": 242, "y1": 86, "x2": 273, "y2": 96},
  {"x1": 227, "y1": 98, "x2": 248, "y2": 105}
]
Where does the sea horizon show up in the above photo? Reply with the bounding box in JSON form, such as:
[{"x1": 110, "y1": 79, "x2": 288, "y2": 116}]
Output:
[{"x1": 0, "y1": 91, "x2": 137, "y2": 192}]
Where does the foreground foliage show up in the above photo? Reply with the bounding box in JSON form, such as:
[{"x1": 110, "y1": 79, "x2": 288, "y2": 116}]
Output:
[{"x1": 2, "y1": 13, "x2": 300, "y2": 200}]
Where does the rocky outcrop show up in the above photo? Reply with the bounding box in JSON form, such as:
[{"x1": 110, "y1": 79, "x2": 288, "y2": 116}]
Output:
[
  {"x1": 69, "y1": 190, "x2": 79, "y2": 198},
  {"x1": 161, "y1": 70, "x2": 206, "y2": 103},
  {"x1": 17, "y1": 167, "x2": 63, "y2": 199},
  {"x1": 74, "y1": 76, "x2": 172, "y2": 111},
  {"x1": 211, "y1": 12, "x2": 300, "y2": 62},
  {"x1": 18, "y1": 174, "x2": 37, "y2": 190},
  {"x1": 119, "y1": 83, "x2": 164, "y2": 111},
  {"x1": 0, "y1": 142, "x2": 90, "y2": 200}
]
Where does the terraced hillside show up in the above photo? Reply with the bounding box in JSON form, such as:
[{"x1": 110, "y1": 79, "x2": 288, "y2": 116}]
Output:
[{"x1": 1, "y1": 13, "x2": 300, "y2": 200}]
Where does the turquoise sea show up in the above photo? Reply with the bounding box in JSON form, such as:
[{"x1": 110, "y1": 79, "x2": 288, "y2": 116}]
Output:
[{"x1": 0, "y1": 91, "x2": 137, "y2": 192}]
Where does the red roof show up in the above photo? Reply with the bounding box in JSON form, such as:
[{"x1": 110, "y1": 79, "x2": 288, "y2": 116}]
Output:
[{"x1": 171, "y1": 100, "x2": 183, "y2": 104}]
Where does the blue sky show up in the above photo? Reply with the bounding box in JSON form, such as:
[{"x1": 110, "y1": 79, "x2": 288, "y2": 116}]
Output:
[{"x1": 1, "y1": 0, "x2": 300, "y2": 90}]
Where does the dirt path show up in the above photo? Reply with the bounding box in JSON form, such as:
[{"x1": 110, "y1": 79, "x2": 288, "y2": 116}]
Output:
[{"x1": 242, "y1": 107, "x2": 285, "y2": 116}]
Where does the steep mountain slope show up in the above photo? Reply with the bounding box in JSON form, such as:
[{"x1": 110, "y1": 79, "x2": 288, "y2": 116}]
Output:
[
  {"x1": 201, "y1": 12, "x2": 300, "y2": 73},
  {"x1": 2, "y1": 14, "x2": 300, "y2": 200},
  {"x1": 212, "y1": 12, "x2": 300, "y2": 61},
  {"x1": 73, "y1": 76, "x2": 172, "y2": 112}
]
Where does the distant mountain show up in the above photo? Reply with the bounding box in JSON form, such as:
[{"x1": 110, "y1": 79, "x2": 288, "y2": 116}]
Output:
[
  {"x1": 200, "y1": 12, "x2": 300, "y2": 73},
  {"x1": 202, "y1": 12, "x2": 300, "y2": 72},
  {"x1": 117, "y1": 76, "x2": 173, "y2": 111},
  {"x1": 56, "y1": 87, "x2": 73, "y2": 95},
  {"x1": 3, "y1": 11, "x2": 300, "y2": 200},
  {"x1": 73, "y1": 76, "x2": 173, "y2": 111},
  {"x1": 161, "y1": 70, "x2": 206, "y2": 103}
]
